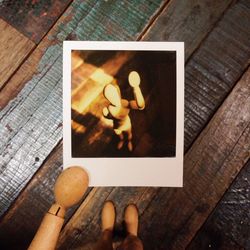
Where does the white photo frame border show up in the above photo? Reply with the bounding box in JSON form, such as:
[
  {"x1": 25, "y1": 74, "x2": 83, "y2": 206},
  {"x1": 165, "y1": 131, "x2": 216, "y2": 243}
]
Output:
[{"x1": 63, "y1": 41, "x2": 184, "y2": 187}]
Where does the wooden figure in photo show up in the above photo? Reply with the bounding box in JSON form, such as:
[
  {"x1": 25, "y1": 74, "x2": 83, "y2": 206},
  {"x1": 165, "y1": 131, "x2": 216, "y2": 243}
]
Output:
[
  {"x1": 103, "y1": 71, "x2": 145, "y2": 151},
  {"x1": 28, "y1": 166, "x2": 89, "y2": 250}
]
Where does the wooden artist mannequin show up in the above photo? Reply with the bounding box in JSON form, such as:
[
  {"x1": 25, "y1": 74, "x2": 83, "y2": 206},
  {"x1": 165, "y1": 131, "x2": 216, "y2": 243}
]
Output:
[
  {"x1": 28, "y1": 166, "x2": 89, "y2": 250},
  {"x1": 103, "y1": 71, "x2": 145, "y2": 151}
]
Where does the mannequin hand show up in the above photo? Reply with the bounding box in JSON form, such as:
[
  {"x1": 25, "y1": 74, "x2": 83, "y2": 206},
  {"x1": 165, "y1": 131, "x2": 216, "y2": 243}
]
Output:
[{"x1": 128, "y1": 71, "x2": 140, "y2": 87}]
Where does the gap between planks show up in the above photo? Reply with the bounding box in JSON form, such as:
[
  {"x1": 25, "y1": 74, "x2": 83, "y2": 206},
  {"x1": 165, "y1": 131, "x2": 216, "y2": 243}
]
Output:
[{"x1": 136, "y1": 0, "x2": 171, "y2": 41}]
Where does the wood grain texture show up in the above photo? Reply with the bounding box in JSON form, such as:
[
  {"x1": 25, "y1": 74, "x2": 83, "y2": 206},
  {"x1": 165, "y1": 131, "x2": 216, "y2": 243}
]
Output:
[
  {"x1": 58, "y1": 67, "x2": 250, "y2": 249},
  {"x1": 0, "y1": 0, "x2": 249, "y2": 249},
  {"x1": 0, "y1": 19, "x2": 35, "y2": 89},
  {"x1": 0, "y1": 0, "x2": 72, "y2": 43},
  {"x1": 189, "y1": 233, "x2": 245, "y2": 250},
  {"x1": 144, "y1": 0, "x2": 250, "y2": 150},
  {"x1": 143, "y1": 0, "x2": 233, "y2": 58},
  {"x1": 0, "y1": 0, "x2": 166, "y2": 109},
  {"x1": 142, "y1": 68, "x2": 250, "y2": 250},
  {"x1": 0, "y1": 143, "x2": 92, "y2": 250},
  {"x1": 2, "y1": 0, "x2": 246, "y2": 248},
  {"x1": 57, "y1": 1, "x2": 250, "y2": 248},
  {"x1": 188, "y1": 159, "x2": 250, "y2": 250},
  {"x1": 184, "y1": 0, "x2": 250, "y2": 149},
  {"x1": 0, "y1": 0, "x2": 166, "y2": 216}
]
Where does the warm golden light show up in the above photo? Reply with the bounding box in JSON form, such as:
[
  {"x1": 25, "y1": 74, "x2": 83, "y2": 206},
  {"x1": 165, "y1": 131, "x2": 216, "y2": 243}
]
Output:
[
  {"x1": 71, "y1": 120, "x2": 86, "y2": 134},
  {"x1": 71, "y1": 51, "x2": 145, "y2": 152},
  {"x1": 72, "y1": 68, "x2": 113, "y2": 115}
]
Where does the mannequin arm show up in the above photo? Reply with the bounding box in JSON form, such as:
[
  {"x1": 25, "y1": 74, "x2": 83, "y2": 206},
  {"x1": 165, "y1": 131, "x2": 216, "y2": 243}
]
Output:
[
  {"x1": 128, "y1": 71, "x2": 145, "y2": 110},
  {"x1": 131, "y1": 86, "x2": 145, "y2": 110}
]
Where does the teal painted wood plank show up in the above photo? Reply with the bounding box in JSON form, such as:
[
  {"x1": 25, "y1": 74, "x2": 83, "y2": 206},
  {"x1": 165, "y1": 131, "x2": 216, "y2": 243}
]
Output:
[{"x1": 0, "y1": 0, "x2": 167, "y2": 217}]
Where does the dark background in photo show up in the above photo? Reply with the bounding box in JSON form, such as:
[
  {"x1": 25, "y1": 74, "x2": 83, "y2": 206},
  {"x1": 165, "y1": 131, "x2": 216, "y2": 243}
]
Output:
[{"x1": 71, "y1": 50, "x2": 176, "y2": 157}]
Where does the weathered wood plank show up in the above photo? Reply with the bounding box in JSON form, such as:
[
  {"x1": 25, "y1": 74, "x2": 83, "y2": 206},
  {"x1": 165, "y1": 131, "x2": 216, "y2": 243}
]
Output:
[
  {"x1": 142, "y1": 0, "x2": 233, "y2": 58},
  {"x1": 184, "y1": 0, "x2": 250, "y2": 148},
  {"x1": 0, "y1": 144, "x2": 62, "y2": 249},
  {"x1": 188, "y1": 159, "x2": 250, "y2": 250},
  {"x1": 57, "y1": 1, "x2": 250, "y2": 248},
  {"x1": 143, "y1": 69, "x2": 250, "y2": 250},
  {"x1": 0, "y1": 19, "x2": 35, "y2": 90},
  {"x1": 0, "y1": 0, "x2": 166, "y2": 109},
  {"x1": 0, "y1": 0, "x2": 167, "y2": 217},
  {"x1": 189, "y1": 232, "x2": 245, "y2": 250},
  {"x1": 0, "y1": 142, "x2": 92, "y2": 250},
  {"x1": 0, "y1": 0, "x2": 243, "y2": 247},
  {"x1": 0, "y1": 0, "x2": 72, "y2": 44},
  {"x1": 58, "y1": 67, "x2": 250, "y2": 249}
]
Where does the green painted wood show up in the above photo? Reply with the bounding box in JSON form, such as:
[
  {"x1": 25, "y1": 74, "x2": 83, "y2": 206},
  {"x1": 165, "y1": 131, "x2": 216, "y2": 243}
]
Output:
[{"x1": 0, "y1": 0, "x2": 166, "y2": 108}]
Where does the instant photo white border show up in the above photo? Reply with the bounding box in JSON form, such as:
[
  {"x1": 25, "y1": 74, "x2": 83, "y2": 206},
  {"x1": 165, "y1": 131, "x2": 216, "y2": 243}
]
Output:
[{"x1": 63, "y1": 41, "x2": 184, "y2": 187}]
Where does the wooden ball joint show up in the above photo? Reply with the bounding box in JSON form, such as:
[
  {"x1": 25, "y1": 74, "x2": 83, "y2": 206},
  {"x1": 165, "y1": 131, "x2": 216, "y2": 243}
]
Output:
[{"x1": 28, "y1": 166, "x2": 89, "y2": 250}]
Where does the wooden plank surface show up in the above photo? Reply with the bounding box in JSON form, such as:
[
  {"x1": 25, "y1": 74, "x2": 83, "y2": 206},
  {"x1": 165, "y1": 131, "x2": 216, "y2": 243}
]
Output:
[
  {"x1": 0, "y1": 0, "x2": 167, "y2": 216},
  {"x1": 56, "y1": 67, "x2": 250, "y2": 249},
  {"x1": 144, "y1": 0, "x2": 250, "y2": 149},
  {"x1": 0, "y1": 0, "x2": 232, "y2": 230},
  {"x1": 0, "y1": 0, "x2": 72, "y2": 43},
  {"x1": 0, "y1": 145, "x2": 63, "y2": 250},
  {"x1": 189, "y1": 233, "x2": 245, "y2": 250},
  {"x1": 57, "y1": 68, "x2": 250, "y2": 249},
  {"x1": 0, "y1": 0, "x2": 167, "y2": 109},
  {"x1": 184, "y1": 0, "x2": 250, "y2": 149},
  {"x1": 0, "y1": 143, "x2": 92, "y2": 250},
  {"x1": 0, "y1": 19, "x2": 35, "y2": 90},
  {"x1": 0, "y1": 0, "x2": 249, "y2": 249},
  {"x1": 58, "y1": 0, "x2": 250, "y2": 248},
  {"x1": 57, "y1": 1, "x2": 250, "y2": 248},
  {"x1": 142, "y1": 0, "x2": 234, "y2": 58},
  {"x1": 188, "y1": 159, "x2": 250, "y2": 249},
  {"x1": 0, "y1": 0, "x2": 243, "y2": 247},
  {"x1": 144, "y1": 68, "x2": 250, "y2": 250}
]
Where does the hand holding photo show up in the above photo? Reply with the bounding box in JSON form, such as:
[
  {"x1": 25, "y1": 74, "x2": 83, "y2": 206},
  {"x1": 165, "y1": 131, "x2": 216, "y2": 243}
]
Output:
[{"x1": 63, "y1": 42, "x2": 184, "y2": 186}]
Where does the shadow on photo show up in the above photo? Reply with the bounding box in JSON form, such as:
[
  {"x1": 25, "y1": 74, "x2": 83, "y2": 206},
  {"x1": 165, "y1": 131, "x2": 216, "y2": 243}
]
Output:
[{"x1": 71, "y1": 50, "x2": 176, "y2": 158}]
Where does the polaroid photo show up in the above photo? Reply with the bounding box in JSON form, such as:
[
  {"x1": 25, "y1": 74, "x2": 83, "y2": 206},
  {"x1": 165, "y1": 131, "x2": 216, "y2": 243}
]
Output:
[{"x1": 63, "y1": 41, "x2": 184, "y2": 187}]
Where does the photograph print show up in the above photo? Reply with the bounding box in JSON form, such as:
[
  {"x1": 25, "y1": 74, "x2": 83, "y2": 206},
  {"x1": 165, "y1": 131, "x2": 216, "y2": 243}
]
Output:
[{"x1": 63, "y1": 42, "x2": 184, "y2": 186}]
